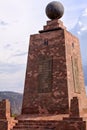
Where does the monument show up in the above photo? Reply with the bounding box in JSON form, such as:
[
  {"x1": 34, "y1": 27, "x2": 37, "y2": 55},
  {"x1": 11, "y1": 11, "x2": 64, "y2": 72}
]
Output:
[{"x1": 12, "y1": 1, "x2": 87, "y2": 130}]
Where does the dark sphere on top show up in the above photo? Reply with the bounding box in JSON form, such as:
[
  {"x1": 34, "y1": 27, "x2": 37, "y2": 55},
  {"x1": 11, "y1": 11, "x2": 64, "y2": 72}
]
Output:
[{"x1": 46, "y1": 1, "x2": 64, "y2": 20}]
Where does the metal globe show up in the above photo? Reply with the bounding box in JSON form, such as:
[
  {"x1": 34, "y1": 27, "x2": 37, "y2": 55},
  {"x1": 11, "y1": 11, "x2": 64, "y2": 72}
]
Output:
[{"x1": 46, "y1": 1, "x2": 64, "y2": 20}]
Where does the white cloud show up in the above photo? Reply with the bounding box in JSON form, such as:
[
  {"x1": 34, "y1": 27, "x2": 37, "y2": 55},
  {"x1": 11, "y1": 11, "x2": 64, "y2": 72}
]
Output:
[
  {"x1": 77, "y1": 31, "x2": 81, "y2": 35},
  {"x1": 82, "y1": 8, "x2": 87, "y2": 16},
  {"x1": 78, "y1": 21, "x2": 82, "y2": 26},
  {"x1": 69, "y1": 8, "x2": 87, "y2": 89},
  {"x1": 0, "y1": 0, "x2": 30, "y2": 92},
  {"x1": 0, "y1": 20, "x2": 8, "y2": 26},
  {"x1": 81, "y1": 27, "x2": 87, "y2": 31},
  {"x1": 0, "y1": 70, "x2": 25, "y2": 92},
  {"x1": 0, "y1": 62, "x2": 26, "y2": 92},
  {"x1": 71, "y1": 8, "x2": 87, "y2": 35}
]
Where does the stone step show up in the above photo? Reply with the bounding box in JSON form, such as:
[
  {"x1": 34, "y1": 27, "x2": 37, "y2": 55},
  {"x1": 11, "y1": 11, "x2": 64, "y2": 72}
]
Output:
[
  {"x1": 12, "y1": 128, "x2": 43, "y2": 130},
  {"x1": 12, "y1": 120, "x2": 58, "y2": 130},
  {"x1": 63, "y1": 117, "x2": 83, "y2": 121},
  {"x1": 12, "y1": 119, "x2": 86, "y2": 130},
  {"x1": 12, "y1": 128, "x2": 34, "y2": 130},
  {"x1": 17, "y1": 120, "x2": 58, "y2": 125},
  {"x1": 13, "y1": 124, "x2": 48, "y2": 128}
]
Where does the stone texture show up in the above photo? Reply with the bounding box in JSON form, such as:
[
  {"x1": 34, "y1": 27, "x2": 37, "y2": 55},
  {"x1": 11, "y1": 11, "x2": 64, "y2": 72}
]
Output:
[
  {"x1": 45, "y1": 1, "x2": 64, "y2": 20},
  {"x1": 69, "y1": 97, "x2": 80, "y2": 117},
  {"x1": 0, "y1": 120, "x2": 8, "y2": 130},
  {"x1": 0, "y1": 99, "x2": 17, "y2": 130},
  {"x1": 12, "y1": 97, "x2": 86, "y2": 130},
  {"x1": 64, "y1": 30, "x2": 87, "y2": 116},
  {"x1": 0, "y1": 99, "x2": 11, "y2": 119}
]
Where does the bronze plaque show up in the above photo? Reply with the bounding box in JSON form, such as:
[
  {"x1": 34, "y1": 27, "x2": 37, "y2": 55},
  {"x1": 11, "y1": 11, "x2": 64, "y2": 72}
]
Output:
[
  {"x1": 38, "y1": 56, "x2": 52, "y2": 93},
  {"x1": 71, "y1": 56, "x2": 80, "y2": 93}
]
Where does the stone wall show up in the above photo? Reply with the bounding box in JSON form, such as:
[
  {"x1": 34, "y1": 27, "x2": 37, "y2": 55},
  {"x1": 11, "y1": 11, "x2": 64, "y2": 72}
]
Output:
[
  {"x1": 0, "y1": 99, "x2": 10, "y2": 119},
  {"x1": 65, "y1": 30, "x2": 87, "y2": 115},
  {"x1": 0, "y1": 120, "x2": 8, "y2": 130},
  {"x1": 22, "y1": 21, "x2": 69, "y2": 115},
  {"x1": 0, "y1": 99, "x2": 17, "y2": 130}
]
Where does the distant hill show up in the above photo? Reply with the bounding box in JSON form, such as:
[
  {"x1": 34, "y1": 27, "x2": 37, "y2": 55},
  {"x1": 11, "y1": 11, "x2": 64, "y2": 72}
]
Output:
[{"x1": 0, "y1": 91, "x2": 23, "y2": 115}]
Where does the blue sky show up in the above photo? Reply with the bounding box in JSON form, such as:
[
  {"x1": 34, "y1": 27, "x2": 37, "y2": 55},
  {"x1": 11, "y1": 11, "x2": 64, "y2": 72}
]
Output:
[{"x1": 0, "y1": 0, "x2": 87, "y2": 93}]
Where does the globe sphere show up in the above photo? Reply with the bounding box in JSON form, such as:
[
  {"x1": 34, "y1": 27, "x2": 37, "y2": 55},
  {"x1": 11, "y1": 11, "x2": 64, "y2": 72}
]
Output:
[{"x1": 46, "y1": 1, "x2": 64, "y2": 20}]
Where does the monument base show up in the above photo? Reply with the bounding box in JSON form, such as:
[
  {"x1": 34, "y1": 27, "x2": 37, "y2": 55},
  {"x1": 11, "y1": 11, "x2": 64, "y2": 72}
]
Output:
[
  {"x1": 12, "y1": 116, "x2": 86, "y2": 130},
  {"x1": 12, "y1": 97, "x2": 87, "y2": 130}
]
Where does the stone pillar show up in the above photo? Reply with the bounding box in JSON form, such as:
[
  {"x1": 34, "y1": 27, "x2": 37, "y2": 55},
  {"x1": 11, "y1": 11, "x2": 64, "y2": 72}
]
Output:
[
  {"x1": 70, "y1": 97, "x2": 80, "y2": 117},
  {"x1": 0, "y1": 99, "x2": 17, "y2": 130},
  {"x1": 0, "y1": 99, "x2": 11, "y2": 119}
]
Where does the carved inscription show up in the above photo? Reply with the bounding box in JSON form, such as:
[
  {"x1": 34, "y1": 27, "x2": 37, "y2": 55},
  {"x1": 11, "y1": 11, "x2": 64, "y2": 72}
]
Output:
[
  {"x1": 38, "y1": 56, "x2": 52, "y2": 93},
  {"x1": 71, "y1": 56, "x2": 80, "y2": 93}
]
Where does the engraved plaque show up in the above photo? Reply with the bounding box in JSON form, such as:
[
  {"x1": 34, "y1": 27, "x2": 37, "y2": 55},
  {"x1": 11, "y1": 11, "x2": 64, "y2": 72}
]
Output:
[
  {"x1": 38, "y1": 56, "x2": 52, "y2": 93},
  {"x1": 71, "y1": 56, "x2": 80, "y2": 93}
]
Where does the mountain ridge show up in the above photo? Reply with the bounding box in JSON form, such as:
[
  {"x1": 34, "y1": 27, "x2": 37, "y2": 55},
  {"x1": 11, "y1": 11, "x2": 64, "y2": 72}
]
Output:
[{"x1": 0, "y1": 91, "x2": 23, "y2": 115}]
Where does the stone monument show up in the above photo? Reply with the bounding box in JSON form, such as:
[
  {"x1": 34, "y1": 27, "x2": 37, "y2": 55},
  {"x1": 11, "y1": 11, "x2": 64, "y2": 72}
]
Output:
[{"x1": 12, "y1": 1, "x2": 87, "y2": 130}]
